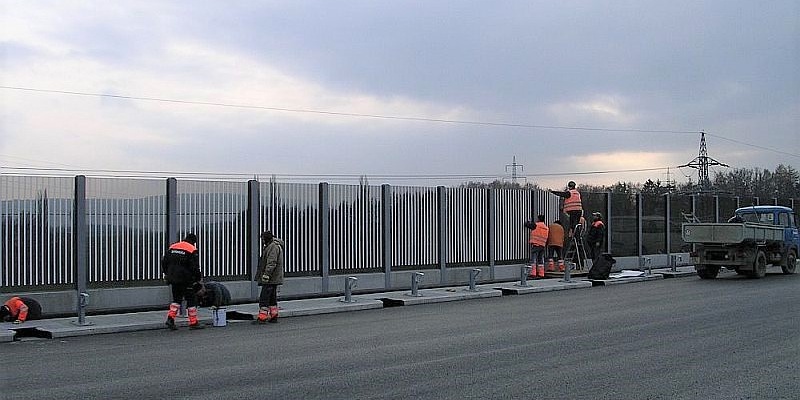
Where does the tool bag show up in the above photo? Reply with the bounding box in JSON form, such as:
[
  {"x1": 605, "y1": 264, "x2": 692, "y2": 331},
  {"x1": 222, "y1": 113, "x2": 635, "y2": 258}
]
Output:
[{"x1": 588, "y1": 253, "x2": 615, "y2": 280}]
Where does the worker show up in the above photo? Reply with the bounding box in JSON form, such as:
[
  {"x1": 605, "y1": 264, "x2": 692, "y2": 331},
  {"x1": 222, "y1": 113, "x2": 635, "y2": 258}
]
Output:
[
  {"x1": 0, "y1": 296, "x2": 42, "y2": 324},
  {"x1": 549, "y1": 181, "x2": 583, "y2": 237},
  {"x1": 195, "y1": 280, "x2": 231, "y2": 308},
  {"x1": 161, "y1": 233, "x2": 204, "y2": 330},
  {"x1": 586, "y1": 212, "x2": 606, "y2": 261},
  {"x1": 546, "y1": 219, "x2": 565, "y2": 272},
  {"x1": 526, "y1": 215, "x2": 549, "y2": 279},
  {"x1": 254, "y1": 230, "x2": 285, "y2": 324}
]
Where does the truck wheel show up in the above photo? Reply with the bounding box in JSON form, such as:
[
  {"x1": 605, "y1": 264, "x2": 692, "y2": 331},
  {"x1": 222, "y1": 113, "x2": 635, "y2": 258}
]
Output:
[
  {"x1": 782, "y1": 250, "x2": 797, "y2": 274},
  {"x1": 697, "y1": 266, "x2": 719, "y2": 279},
  {"x1": 748, "y1": 251, "x2": 767, "y2": 279}
]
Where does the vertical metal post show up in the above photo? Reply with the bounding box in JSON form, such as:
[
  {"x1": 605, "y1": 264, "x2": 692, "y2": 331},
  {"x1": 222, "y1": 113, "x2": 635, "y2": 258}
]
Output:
[
  {"x1": 72, "y1": 176, "x2": 93, "y2": 326},
  {"x1": 605, "y1": 192, "x2": 612, "y2": 254},
  {"x1": 319, "y1": 182, "x2": 330, "y2": 293},
  {"x1": 75, "y1": 292, "x2": 91, "y2": 326},
  {"x1": 637, "y1": 193, "x2": 643, "y2": 258},
  {"x1": 468, "y1": 268, "x2": 481, "y2": 291},
  {"x1": 665, "y1": 192, "x2": 671, "y2": 266},
  {"x1": 518, "y1": 265, "x2": 531, "y2": 287},
  {"x1": 409, "y1": 272, "x2": 424, "y2": 297},
  {"x1": 487, "y1": 188, "x2": 496, "y2": 281},
  {"x1": 341, "y1": 276, "x2": 358, "y2": 303},
  {"x1": 437, "y1": 186, "x2": 447, "y2": 285},
  {"x1": 640, "y1": 256, "x2": 652, "y2": 276},
  {"x1": 247, "y1": 180, "x2": 260, "y2": 300},
  {"x1": 561, "y1": 260, "x2": 572, "y2": 283},
  {"x1": 714, "y1": 195, "x2": 720, "y2": 223},
  {"x1": 382, "y1": 184, "x2": 393, "y2": 289},
  {"x1": 165, "y1": 177, "x2": 178, "y2": 245}
]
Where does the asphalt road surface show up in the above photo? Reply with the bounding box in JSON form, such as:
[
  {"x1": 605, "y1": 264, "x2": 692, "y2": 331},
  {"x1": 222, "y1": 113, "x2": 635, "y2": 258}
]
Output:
[{"x1": 3, "y1": 272, "x2": 798, "y2": 400}]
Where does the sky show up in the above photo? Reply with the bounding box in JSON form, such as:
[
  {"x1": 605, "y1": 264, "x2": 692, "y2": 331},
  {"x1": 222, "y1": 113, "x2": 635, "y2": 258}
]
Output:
[{"x1": 1, "y1": 1, "x2": 798, "y2": 189}]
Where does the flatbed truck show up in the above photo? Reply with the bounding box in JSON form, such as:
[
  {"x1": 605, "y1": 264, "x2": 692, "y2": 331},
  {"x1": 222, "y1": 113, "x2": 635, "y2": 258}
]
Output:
[{"x1": 682, "y1": 206, "x2": 799, "y2": 279}]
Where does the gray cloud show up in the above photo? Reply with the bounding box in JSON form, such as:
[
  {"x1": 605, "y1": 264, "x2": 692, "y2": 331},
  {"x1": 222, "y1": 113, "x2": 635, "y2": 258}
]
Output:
[{"x1": 1, "y1": 1, "x2": 797, "y2": 187}]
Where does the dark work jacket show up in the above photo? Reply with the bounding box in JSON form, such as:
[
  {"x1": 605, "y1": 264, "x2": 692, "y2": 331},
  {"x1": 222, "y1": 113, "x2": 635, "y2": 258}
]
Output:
[
  {"x1": 197, "y1": 281, "x2": 231, "y2": 308},
  {"x1": 587, "y1": 220, "x2": 606, "y2": 245},
  {"x1": 256, "y1": 238, "x2": 284, "y2": 286},
  {"x1": 161, "y1": 241, "x2": 201, "y2": 285}
]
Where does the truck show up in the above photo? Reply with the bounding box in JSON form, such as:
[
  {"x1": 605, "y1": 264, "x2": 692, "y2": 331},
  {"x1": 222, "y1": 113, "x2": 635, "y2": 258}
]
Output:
[{"x1": 682, "y1": 206, "x2": 799, "y2": 279}]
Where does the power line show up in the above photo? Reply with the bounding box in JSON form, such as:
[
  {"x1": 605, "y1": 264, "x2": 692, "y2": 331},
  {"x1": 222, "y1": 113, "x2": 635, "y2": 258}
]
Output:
[
  {"x1": 4, "y1": 85, "x2": 796, "y2": 159},
  {"x1": 704, "y1": 132, "x2": 800, "y2": 159},
  {"x1": 1, "y1": 85, "x2": 700, "y2": 134},
  {"x1": 0, "y1": 164, "x2": 681, "y2": 181}
]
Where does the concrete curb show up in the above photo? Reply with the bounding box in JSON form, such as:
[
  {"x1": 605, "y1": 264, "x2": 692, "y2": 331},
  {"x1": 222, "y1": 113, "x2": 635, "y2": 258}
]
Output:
[
  {"x1": 653, "y1": 266, "x2": 697, "y2": 278},
  {"x1": 494, "y1": 279, "x2": 593, "y2": 294},
  {"x1": 370, "y1": 286, "x2": 503, "y2": 306},
  {"x1": 0, "y1": 273, "x2": 689, "y2": 341},
  {"x1": 589, "y1": 274, "x2": 664, "y2": 286},
  {"x1": 2, "y1": 329, "x2": 15, "y2": 342}
]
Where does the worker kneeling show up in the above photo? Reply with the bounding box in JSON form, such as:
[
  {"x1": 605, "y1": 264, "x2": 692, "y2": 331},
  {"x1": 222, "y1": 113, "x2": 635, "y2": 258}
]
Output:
[{"x1": 1, "y1": 296, "x2": 42, "y2": 324}]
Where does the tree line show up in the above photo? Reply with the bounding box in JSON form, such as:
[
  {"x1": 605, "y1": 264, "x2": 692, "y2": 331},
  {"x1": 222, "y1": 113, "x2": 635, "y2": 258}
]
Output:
[{"x1": 461, "y1": 164, "x2": 800, "y2": 199}]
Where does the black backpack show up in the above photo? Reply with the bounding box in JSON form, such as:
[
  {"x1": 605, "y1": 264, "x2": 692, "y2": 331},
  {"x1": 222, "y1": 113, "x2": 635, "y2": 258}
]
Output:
[{"x1": 588, "y1": 253, "x2": 616, "y2": 280}]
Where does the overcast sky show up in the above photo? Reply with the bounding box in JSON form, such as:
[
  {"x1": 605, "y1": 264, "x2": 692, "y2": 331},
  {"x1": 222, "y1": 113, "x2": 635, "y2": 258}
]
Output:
[{"x1": 1, "y1": 1, "x2": 798, "y2": 189}]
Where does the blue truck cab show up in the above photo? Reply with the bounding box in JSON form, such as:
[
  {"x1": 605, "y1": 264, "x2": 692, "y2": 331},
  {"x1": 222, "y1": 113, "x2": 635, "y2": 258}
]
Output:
[{"x1": 733, "y1": 205, "x2": 799, "y2": 274}]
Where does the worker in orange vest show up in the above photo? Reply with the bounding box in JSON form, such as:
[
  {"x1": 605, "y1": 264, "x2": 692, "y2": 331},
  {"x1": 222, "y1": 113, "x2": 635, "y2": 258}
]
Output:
[
  {"x1": 1, "y1": 296, "x2": 42, "y2": 324},
  {"x1": 549, "y1": 181, "x2": 583, "y2": 238},
  {"x1": 587, "y1": 212, "x2": 607, "y2": 261},
  {"x1": 161, "y1": 233, "x2": 204, "y2": 330},
  {"x1": 546, "y1": 219, "x2": 566, "y2": 272},
  {"x1": 526, "y1": 215, "x2": 549, "y2": 278}
]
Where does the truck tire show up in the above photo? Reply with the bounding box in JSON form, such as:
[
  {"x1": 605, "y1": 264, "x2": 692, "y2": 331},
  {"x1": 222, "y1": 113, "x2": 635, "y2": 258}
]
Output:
[
  {"x1": 782, "y1": 250, "x2": 797, "y2": 274},
  {"x1": 748, "y1": 251, "x2": 767, "y2": 279},
  {"x1": 697, "y1": 266, "x2": 720, "y2": 279}
]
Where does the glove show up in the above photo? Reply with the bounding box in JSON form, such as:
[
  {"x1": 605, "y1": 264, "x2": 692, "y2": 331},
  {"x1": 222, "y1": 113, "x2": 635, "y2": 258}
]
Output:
[
  {"x1": 260, "y1": 273, "x2": 270, "y2": 284},
  {"x1": 12, "y1": 320, "x2": 22, "y2": 324}
]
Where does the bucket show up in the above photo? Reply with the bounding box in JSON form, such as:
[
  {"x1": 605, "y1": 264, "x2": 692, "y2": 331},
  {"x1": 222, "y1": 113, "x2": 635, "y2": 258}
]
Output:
[{"x1": 211, "y1": 307, "x2": 227, "y2": 327}]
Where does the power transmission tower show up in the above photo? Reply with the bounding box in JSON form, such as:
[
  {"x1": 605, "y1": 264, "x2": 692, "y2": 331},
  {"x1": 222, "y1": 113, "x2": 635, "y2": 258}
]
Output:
[
  {"x1": 679, "y1": 131, "x2": 728, "y2": 191},
  {"x1": 505, "y1": 156, "x2": 524, "y2": 184}
]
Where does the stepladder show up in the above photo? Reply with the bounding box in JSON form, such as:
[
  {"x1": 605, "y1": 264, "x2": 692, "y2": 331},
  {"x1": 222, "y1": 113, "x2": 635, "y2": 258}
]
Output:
[{"x1": 563, "y1": 223, "x2": 588, "y2": 270}]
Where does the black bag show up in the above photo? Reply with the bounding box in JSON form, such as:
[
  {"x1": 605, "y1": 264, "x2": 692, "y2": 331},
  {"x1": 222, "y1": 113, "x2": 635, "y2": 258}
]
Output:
[{"x1": 588, "y1": 253, "x2": 615, "y2": 280}]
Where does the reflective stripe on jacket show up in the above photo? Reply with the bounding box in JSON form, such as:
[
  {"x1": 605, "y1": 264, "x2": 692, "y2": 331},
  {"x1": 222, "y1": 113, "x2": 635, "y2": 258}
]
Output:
[
  {"x1": 529, "y1": 222, "x2": 549, "y2": 246},
  {"x1": 563, "y1": 189, "x2": 583, "y2": 212}
]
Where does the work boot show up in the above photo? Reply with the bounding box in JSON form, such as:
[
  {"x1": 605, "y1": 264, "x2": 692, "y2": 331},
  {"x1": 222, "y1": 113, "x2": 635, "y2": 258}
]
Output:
[
  {"x1": 189, "y1": 323, "x2": 205, "y2": 330},
  {"x1": 536, "y1": 265, "x2": 546, "y2": 278},
  {"x1": 165, "y1": 316, "x2": 177, "y2": 331},
  {"x1": 547, "y1": 259, "x2": 555, "y2": 272},
  {"x1": 268, "y1": 306, "x2": 279, "y2": 323}
]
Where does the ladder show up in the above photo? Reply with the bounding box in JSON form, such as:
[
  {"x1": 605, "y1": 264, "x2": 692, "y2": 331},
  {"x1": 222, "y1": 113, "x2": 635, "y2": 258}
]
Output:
[
  {"x1": 681, "y1": 212, "x2": 700, "y2": 223},
  {"x1": 563, "y1": 223, "x2": 588, "y2": 270}
]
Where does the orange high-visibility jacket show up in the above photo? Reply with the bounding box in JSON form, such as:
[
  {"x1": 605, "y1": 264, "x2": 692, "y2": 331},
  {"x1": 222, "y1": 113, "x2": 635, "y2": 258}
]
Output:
[
  {"x1": 563, "y1": 189, "x2": 583, "y2": 212},
  {"x1": 547, "y1": 223, "x2": 565, "y2": 247},
  {"x1": 4, "y1": 296, "x2": 29, "y2": 322},
  {"x1": 529, "y1": 222, "x2": 549, "y2": 246}
]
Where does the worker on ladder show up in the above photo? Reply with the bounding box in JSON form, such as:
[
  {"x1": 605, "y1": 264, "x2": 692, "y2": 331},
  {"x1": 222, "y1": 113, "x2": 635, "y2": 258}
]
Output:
[{"x1": 549, "y1": 181, "x2": 583, "y2": 238}]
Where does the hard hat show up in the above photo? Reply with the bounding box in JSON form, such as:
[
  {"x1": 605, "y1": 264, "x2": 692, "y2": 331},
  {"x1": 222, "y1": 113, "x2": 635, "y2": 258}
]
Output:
[
  {"x1": 567, "y1": 181, "x2": 576, "y2": 188},
  {"x1": 592, "y1": 212, "x2": 602, "y2": 219}
]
